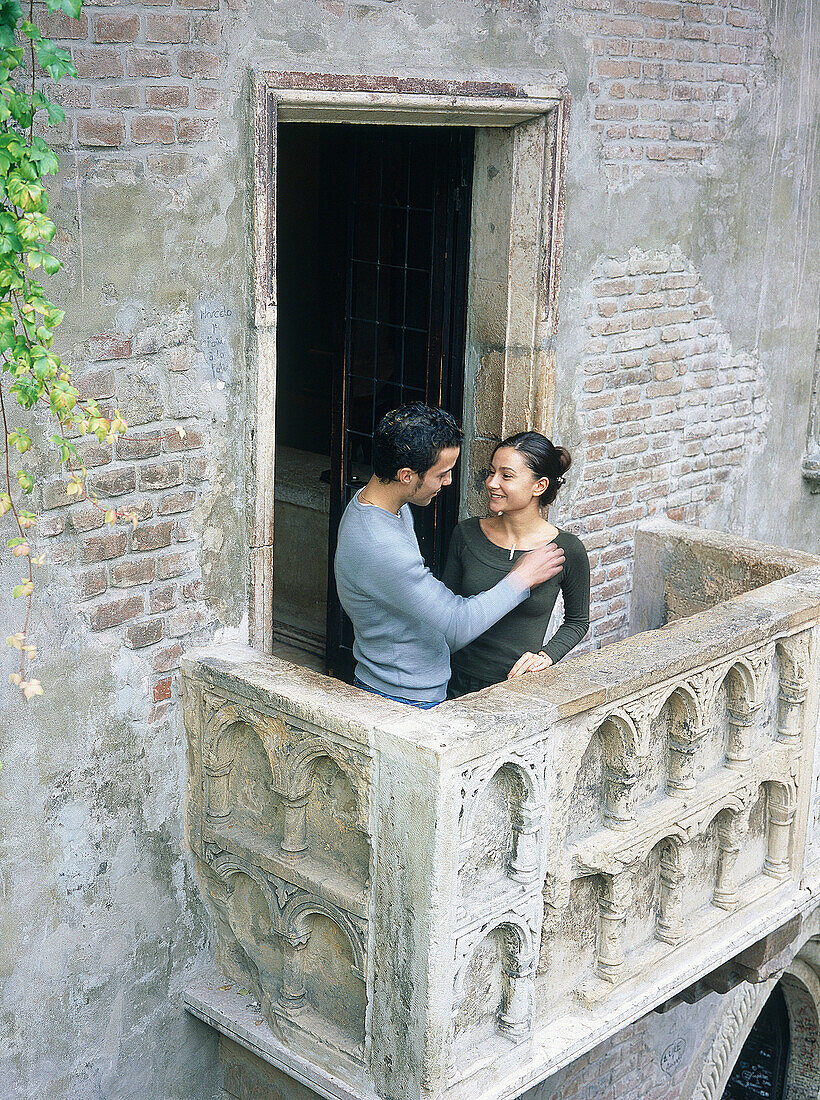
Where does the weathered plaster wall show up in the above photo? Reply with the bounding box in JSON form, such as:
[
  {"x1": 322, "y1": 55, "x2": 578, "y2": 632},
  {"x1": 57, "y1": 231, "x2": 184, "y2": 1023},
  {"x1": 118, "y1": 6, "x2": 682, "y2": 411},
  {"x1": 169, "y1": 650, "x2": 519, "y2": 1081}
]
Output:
[{"x1": 0, "y1": 0, "x2": 816, "y2": 1096}]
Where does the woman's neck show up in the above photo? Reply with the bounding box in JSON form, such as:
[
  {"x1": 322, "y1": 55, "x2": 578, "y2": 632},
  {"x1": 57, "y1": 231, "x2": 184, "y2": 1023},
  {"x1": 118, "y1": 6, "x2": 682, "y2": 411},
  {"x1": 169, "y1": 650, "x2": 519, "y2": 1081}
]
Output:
[{"x1": 489, "y1": 505, "x2": 554, "y2": 546}]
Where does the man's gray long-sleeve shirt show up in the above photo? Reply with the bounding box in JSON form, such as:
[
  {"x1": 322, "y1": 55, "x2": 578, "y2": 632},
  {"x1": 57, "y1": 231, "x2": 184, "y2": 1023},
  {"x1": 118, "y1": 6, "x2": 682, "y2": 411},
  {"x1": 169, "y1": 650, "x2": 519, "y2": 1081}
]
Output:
[{"x1": 334, "y1": 492, "x2": 530, "y2": 703}]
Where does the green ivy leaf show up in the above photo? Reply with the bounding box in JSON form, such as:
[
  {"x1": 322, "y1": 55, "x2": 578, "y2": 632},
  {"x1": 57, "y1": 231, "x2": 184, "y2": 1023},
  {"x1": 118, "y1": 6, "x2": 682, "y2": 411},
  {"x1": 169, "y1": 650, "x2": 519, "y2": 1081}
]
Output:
[
  {"x1": 45, "y1": 0, "x2": 82, "y2": 18},
  {"x1": 16, "y1": 470, "x2": 33, "y2": 493},
  {"x1": 36, "y1": 39, "x2": 76, "y2": 82}
]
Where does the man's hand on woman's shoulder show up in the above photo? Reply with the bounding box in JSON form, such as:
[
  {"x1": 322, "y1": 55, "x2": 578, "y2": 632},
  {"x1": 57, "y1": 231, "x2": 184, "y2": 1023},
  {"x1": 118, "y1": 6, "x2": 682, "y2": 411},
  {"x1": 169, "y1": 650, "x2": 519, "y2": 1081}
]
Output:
[{"x1": 508, "y1": 542, "x2": 565, "y2": 590}]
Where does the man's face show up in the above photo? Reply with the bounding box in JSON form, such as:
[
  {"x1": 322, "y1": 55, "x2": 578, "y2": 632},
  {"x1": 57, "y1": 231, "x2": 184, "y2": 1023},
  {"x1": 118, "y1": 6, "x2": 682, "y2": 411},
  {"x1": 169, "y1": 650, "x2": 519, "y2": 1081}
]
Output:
[{"x1": 407, "y1": 446, "x2": 460, "y2": 506}]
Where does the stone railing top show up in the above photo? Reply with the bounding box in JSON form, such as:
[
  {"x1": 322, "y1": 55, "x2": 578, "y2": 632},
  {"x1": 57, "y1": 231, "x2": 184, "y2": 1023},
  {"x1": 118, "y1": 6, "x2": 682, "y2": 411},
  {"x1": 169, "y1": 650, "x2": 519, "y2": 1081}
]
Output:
[{"x1": 183, "y1": 555, "x2": 820, "y2": 766}]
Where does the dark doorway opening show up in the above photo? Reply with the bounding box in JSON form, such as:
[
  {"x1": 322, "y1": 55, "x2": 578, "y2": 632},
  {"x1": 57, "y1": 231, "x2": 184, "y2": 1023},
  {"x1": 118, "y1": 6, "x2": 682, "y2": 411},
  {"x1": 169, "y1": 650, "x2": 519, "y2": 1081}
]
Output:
[
  {"x1": 722, "y1": 984, "x2": 790, "y2": 1100},
  {"x1": 274, "y1": 122, "x2": 474, "y2": 676}
]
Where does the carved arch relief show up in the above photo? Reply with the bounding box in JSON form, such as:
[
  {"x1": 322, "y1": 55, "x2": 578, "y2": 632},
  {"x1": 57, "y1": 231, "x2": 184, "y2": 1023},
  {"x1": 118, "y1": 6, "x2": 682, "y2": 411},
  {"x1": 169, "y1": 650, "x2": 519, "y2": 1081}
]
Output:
[
  {"x1": 203, "y1": 703, "x2": 267, "y2": 823},
  {"x1": 453, "y1": 916, "x2": 537, "y2": 1048},
  {"x1": 203, "y1": 851, "x2": 368, "y2": 1055},
  {"x1": 459, "y1": 756, "x2": 545, "y2": 896}
]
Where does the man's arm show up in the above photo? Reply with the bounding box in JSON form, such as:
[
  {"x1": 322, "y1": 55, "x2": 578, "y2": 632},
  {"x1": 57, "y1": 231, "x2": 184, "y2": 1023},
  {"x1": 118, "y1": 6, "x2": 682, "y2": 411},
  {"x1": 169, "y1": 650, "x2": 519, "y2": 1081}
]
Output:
[{"x1": 360, "y1": 528, "x2": 565, "y2": 653}]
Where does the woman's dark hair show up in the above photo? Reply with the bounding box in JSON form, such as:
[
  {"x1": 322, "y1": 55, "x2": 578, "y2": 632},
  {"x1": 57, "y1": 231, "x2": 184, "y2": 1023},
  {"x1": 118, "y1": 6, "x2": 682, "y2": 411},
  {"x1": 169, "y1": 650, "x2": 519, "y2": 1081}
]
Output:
[
  {"x1": 492, "y1": 431, "x2": 571, "y2": 506},
  {"x1": 373, "y1": 402, "x2": 463, "y2": 481}
]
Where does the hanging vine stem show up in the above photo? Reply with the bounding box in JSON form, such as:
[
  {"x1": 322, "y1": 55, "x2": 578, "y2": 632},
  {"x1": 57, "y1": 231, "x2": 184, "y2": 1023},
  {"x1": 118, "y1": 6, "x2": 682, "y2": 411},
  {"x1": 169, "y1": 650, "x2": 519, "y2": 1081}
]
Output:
[{"x1": 0, "y1": 0, "x2": 136, "y2": 700}]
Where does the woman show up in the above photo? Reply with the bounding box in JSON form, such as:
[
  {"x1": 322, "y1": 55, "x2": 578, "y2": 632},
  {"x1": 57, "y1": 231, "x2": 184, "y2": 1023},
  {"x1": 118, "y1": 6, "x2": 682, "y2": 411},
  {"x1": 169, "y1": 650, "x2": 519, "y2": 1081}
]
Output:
[{"x1": 442, "y1": 431, "x2": 590, "y2": 698}]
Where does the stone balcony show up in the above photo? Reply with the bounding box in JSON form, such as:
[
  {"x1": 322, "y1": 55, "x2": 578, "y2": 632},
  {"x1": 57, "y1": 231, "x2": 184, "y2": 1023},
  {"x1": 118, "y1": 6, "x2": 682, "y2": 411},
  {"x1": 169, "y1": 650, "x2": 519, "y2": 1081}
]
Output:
[{"x1": 181, "y1": 519, "x2": 820, "y2": 1100}]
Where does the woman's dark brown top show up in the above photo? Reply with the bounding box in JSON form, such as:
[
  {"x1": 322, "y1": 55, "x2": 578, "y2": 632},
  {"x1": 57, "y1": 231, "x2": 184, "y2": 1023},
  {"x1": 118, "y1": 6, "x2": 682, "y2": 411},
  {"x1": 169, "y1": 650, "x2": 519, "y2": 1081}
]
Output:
[{"x1": 441, "y1": 518, "x2": 590, "y2": 697}]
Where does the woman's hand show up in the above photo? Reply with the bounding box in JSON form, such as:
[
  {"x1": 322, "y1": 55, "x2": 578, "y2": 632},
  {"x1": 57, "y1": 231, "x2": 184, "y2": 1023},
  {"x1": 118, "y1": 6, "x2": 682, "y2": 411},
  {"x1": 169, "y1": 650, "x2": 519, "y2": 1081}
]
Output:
[{"x1": 507, "y1": 651, "x2": 553, "y2": 679}]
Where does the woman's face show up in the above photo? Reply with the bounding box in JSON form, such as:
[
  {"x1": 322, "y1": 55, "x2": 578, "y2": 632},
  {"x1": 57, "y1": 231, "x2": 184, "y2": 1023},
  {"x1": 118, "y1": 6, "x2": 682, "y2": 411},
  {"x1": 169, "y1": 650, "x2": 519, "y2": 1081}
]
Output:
[{"x1": 485, "y1": 446, "x2": 548, "y2": 514}]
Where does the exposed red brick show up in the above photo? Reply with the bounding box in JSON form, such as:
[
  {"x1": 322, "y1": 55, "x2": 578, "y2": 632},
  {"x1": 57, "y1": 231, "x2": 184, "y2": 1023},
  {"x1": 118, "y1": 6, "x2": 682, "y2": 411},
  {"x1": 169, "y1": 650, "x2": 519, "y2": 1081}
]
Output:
[
  {"x1": 146, "y1": 13, "x2": 190, "y2": 41},
  {"x1": 153, "y1": 675, "x2": 173, "y2": 702},
  {"x1": 194, "y1": 87, "x2": 222, "y2": 110},
  {"x1": 94, "y1": 13, "x2": 140, "y2": 43},
  {"x1": 88, "y1": 334, "x2": 133, "y2": 361},
  {"x1": 77, "y1": 115, "x2": 125, "y2": 147},
  {"x1": 72, "y1": 48, "x2": 124, "y2": 78},
  {"x1": 156, "y1": 549, "x2": 197, "y2": 580},
  {"x1": 88, "y1": 467, "x2": 137, "y2": 497},
  {"x1": 176, "y1": 117, "x2": 217, "y2": 142},
  {"x1": 82, "y1": 531, "x2": 127, "y2": 564},
  {"x1": 111, "y1": 558, "x2": 156, "y2": 588},
  {"x1": 116, "y1": 432, "x2": 162, "y2": 461},
  {"x1": 76, "y1": 567, "x2": 107, "y2": 600},
  {"x1": 127, "y1": 49, "x2": 173, "y2": 78},
  {"x1": 40, "y1": 10, "x2": 89, "y2": 38},
  {"x1": 131, "y1": 521, "x2": 175, "y2": 552},
  {"x1": 138, "y1": 462, "x2": 184, "y2": 491},
  {"x1": 157, "y1": 491, "x2": 196, "y2": 515},
  {"x1": 177, "y1": 48, "x2": 220, "y2": 78},
  {"x1": 124, "y1": 617, "x2": 165, "y2": 649},
  {"x1": 89, "y1": 593, "x2": 144, "y2": 631},
  {"x1": 70, "y1": 505, "x2": 106, "y2": 533},
  {"x1": 153, "y1": 642, "x2": 183, "y2": 673},
  {"x1": 149, "y1": 584, "x2": 178, "y2": 613},
  {"x1": 94, "y1": 86, "x2": 142, "y2": 109},
  {"x1": 192, "y1": 14, "x2": 221, "y2": 42},
  {"x1": 146, "y1": 85, "x2": 189, "y2": 108},
  {"x1": 163, "y1": 426, "x2": 204, "y2": 452},
  {"x1": 131, "y1": 114, "x2": 176, "y2": 144}
]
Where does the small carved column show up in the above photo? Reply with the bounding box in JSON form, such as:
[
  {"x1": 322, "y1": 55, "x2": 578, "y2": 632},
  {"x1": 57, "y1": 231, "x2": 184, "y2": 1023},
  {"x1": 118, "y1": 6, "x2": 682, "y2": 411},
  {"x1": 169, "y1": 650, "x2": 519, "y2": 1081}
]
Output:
[
  {"x1": 596, "y1": 871, "x2": 632, "y2": 983},
  {"x1": 509, "y1": 804, "x2": 544, "y2": 883},
  {"x1": 667, "y1": 723, "x2": 706, "y2": 794},
  {"x1": 497, "y1": 949, "x2": 534, "y2": 1040},
  {"x1": 204, "y1": 737, "x2": 235, "y2": 821},
  {"x1": 777, "y1": 633, "x2": 813, "y2": 747},
  {"x1": 656, "y1": 842, "x2": 690, "y2": 945},
  {"x1": 280, "y1": 792, "x2": 309, "y2": 860},
  {"x1": 603, "y1": 766, "x2": 637, "y2": 830},
  {"x1": 726, "y1": 702, "x2": 758, "y2": 769},
  {"x1": 713, "y1": 811, "x2": 747, "y2": 910},
  {"x1": 276, "y1": 929, "x2": 311, "y2": 1017},
  {"x1": 764, "y1": 785, "x2": 797, "y2": 880}
]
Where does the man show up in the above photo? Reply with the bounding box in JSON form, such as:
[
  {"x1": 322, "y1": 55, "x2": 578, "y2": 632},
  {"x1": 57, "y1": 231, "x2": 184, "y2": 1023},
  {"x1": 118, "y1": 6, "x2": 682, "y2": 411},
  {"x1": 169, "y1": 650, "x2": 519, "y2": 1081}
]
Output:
[{"x1": 334, "y1": 403, "x2": 566, "y2": 707}]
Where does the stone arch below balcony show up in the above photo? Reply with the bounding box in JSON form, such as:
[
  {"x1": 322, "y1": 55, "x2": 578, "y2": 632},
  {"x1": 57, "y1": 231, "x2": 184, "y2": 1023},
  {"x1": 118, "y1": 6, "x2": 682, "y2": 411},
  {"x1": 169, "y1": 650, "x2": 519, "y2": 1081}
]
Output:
[
  {"x1": 538, "y1": 872, "x2": 602, "y2": 1009},
  {"x1": 714, "y1": 656, "x2": 772, "y2": 772},
  {"x1": 278, "y1": 893, "x2": 368, "y2": 1056},
  {"x1": 203, "y1": 707, "x2": 284, "y2": 844},
  {"x1": 459, "y1": 758, "x2": 542, "y2": 898},
  {"x1": 453, "y1": 917, "x2": 535, "y2": 1053},
  {"x1": 200, "y1": 857, "x2": 285, "y2": 1011},
  {"x1": 565, "y1": 712, "x2": 640, "y2": 843},
  {"x1": 274, "y1": 740, "x2": 371, "y2": 885}
]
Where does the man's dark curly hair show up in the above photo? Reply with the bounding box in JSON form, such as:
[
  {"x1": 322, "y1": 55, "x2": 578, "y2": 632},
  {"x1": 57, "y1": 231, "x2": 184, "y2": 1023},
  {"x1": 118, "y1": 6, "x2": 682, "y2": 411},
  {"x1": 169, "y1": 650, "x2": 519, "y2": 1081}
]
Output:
[{"x1": 373, "y1": 403, "x2": 463, "y2": 482}]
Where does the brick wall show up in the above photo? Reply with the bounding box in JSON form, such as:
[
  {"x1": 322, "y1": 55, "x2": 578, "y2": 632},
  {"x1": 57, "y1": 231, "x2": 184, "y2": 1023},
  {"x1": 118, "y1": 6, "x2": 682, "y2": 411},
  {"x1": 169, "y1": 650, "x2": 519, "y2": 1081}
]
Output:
[
  {"x1": 570, "y1": 0, "x2": 768, "y2": 186},
  {"x1": 35, "y1": 323, "x2": 214, "y2": 721},
  {"x1": 35, "y1": 0, "x2": 226, "y2": 178},
  {"x1": 558, "y1": 247, "x2": 766, "y2": 649}
]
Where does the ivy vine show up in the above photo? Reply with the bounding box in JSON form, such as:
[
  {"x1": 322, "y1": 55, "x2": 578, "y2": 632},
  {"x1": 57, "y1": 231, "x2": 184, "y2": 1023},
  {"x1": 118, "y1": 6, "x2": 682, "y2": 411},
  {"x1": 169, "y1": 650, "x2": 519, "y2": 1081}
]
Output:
[{"x1": 1, "y1": 0, "x2": 134, "y2": 700}]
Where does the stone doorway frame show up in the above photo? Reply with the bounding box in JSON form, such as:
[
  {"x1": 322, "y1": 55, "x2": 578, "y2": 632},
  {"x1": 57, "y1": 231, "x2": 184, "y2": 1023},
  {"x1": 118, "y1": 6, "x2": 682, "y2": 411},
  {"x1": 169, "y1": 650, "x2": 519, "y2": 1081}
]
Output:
[{"x1": 248, "y1": 72, "x2": 571, "y2": 652}]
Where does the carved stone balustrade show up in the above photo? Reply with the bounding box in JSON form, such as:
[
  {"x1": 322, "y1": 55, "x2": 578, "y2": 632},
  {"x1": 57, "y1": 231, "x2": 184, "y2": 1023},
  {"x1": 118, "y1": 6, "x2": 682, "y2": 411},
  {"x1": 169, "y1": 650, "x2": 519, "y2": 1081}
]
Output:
[{"x1": 182, "y1": 521, "x2": 820, "y2": 1100}]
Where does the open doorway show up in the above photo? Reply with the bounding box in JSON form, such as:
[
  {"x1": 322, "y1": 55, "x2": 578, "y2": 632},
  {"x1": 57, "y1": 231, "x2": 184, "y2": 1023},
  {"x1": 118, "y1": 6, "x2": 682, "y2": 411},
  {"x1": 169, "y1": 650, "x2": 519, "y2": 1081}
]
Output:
[{"x1": 273, "y1": 122, "x2": 474, "y2": 677}]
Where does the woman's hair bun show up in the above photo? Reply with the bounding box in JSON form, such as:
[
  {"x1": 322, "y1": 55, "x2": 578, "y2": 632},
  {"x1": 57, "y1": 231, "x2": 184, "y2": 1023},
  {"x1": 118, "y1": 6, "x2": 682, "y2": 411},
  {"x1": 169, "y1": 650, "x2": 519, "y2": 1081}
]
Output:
[{"x1": 555, "y1": 446, "x2": 572, "y2": 475}]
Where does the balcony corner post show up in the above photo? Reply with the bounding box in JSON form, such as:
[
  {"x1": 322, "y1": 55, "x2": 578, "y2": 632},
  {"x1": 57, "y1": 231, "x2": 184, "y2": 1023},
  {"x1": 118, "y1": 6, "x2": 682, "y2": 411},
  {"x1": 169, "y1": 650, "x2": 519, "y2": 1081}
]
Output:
[{"x1": 776, "y1": 632, "x2": 813, "y2": 746}]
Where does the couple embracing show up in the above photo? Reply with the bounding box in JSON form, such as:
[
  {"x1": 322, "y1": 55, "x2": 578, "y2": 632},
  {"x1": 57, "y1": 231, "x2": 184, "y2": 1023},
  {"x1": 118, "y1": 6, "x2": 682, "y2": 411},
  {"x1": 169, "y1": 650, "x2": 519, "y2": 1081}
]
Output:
[{"x1": 335, "y1": 403, "x2": 590, "y2": 708}]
